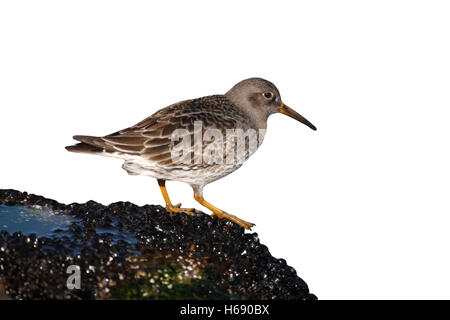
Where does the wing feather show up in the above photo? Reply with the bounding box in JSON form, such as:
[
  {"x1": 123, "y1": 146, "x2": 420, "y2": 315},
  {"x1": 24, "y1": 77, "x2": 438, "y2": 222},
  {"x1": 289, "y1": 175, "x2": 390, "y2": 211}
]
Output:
[{"x1": 67, "y1": 95, "x2": 251, "y2": 170}]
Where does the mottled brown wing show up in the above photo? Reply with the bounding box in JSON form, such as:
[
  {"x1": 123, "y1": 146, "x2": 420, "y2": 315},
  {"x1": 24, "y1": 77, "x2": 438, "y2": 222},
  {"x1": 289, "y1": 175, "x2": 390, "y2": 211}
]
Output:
[{"x1": 99, "y1": 95, "x2": 250, "y2": 168}]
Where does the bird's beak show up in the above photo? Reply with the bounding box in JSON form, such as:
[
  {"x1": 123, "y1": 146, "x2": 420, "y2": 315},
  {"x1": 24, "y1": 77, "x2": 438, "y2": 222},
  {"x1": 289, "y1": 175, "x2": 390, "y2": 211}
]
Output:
[{"x1": 279, "y1": 103, "x2": 317, "y2": 131}]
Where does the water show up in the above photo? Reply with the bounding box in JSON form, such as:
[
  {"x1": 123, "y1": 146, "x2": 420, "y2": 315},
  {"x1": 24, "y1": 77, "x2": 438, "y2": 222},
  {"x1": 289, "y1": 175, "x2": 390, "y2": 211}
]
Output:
[
  {"x1": 0, "y1": 204, "x2": 74, "y2": 237},
  {"x1": 0, "y1": 204, "x2": 137, "y2": 244}
]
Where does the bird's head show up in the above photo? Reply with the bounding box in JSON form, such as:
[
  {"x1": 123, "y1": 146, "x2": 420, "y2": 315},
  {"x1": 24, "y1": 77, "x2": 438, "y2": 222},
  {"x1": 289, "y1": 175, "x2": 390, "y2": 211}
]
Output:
[{"x1": 225, "y1": 77, "x2": 316, "y2": 130}]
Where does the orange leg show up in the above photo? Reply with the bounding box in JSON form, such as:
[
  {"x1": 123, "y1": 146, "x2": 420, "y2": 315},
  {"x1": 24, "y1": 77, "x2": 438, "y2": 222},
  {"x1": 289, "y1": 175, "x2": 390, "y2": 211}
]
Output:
[
  {"x1": 193, "y1": 192, "x2": 255, "y2": 230},
  {"x1": 158, "y1": 179, "x2": 199, "y2": 215}
]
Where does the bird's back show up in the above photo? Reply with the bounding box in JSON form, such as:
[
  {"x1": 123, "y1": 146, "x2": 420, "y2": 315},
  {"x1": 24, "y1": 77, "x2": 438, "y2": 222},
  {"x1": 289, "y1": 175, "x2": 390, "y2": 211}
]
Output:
[{"x1": 66, "y1": 95, "x2": 263, "y2": 184}]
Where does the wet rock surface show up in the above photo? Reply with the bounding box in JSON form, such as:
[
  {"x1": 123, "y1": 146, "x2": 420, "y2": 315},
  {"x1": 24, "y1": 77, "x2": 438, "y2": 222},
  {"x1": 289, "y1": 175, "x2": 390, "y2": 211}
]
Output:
[{"x1": 0, "y1": 189, "x2": 316, "y2": 300}]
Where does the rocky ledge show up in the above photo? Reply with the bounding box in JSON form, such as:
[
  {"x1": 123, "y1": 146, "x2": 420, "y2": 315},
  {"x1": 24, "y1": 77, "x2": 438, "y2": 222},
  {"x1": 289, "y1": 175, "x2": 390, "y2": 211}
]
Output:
[{"x1": 0, "y1": 189, "x2": 316, "y2": 300}]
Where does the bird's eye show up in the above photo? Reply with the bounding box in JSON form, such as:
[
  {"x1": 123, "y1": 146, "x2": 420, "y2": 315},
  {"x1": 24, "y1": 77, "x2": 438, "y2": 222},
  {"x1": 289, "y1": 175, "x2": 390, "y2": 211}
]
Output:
[{"x1": 263, "y1": 92, "x2": 273, "y2": 99}]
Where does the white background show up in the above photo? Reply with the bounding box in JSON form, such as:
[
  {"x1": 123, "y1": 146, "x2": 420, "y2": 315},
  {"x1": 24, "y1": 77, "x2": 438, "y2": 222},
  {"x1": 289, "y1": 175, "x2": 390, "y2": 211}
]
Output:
[{"x1": 1, "y1": 1, "x2": 449, "y2": 299}]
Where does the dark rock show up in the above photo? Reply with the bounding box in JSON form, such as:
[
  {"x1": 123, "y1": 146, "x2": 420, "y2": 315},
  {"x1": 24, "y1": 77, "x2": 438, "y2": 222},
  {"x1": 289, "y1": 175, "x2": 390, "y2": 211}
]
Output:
[{"x1": 0, "y1": 189, "x2": 316, "y2": 300}]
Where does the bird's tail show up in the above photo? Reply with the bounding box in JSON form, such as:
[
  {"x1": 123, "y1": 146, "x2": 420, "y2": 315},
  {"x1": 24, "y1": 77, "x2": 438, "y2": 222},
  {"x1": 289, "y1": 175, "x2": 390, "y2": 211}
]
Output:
[{"x1": 65, "y1": 135, "x2": 105, "y2": 154}]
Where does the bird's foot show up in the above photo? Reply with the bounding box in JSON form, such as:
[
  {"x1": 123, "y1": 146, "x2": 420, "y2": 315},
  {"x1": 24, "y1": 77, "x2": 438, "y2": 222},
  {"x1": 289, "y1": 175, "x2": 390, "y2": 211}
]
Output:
[
  {"x1": 165, "y1": 204, "x2": 200, "y2": 216},
  {"x1": 211, "y1": 212, "x2": 255, "y2": 230}
]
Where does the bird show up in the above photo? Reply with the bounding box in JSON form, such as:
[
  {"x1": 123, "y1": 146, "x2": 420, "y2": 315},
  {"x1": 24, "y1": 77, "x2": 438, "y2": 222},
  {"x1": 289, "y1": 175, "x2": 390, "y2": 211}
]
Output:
[{"x1": 66, "y1": 78, "x2": 316, "y2": 229}]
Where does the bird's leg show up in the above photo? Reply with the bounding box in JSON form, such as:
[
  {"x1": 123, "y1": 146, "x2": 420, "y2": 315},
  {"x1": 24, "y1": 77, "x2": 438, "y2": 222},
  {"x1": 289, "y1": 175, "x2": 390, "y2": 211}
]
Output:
[
  {"x1": 157, "y1": 179, "x2": 199, "y2": 215},
  {"x1": 193, "y1": 191, "x2": 255, "y2": 230}
]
